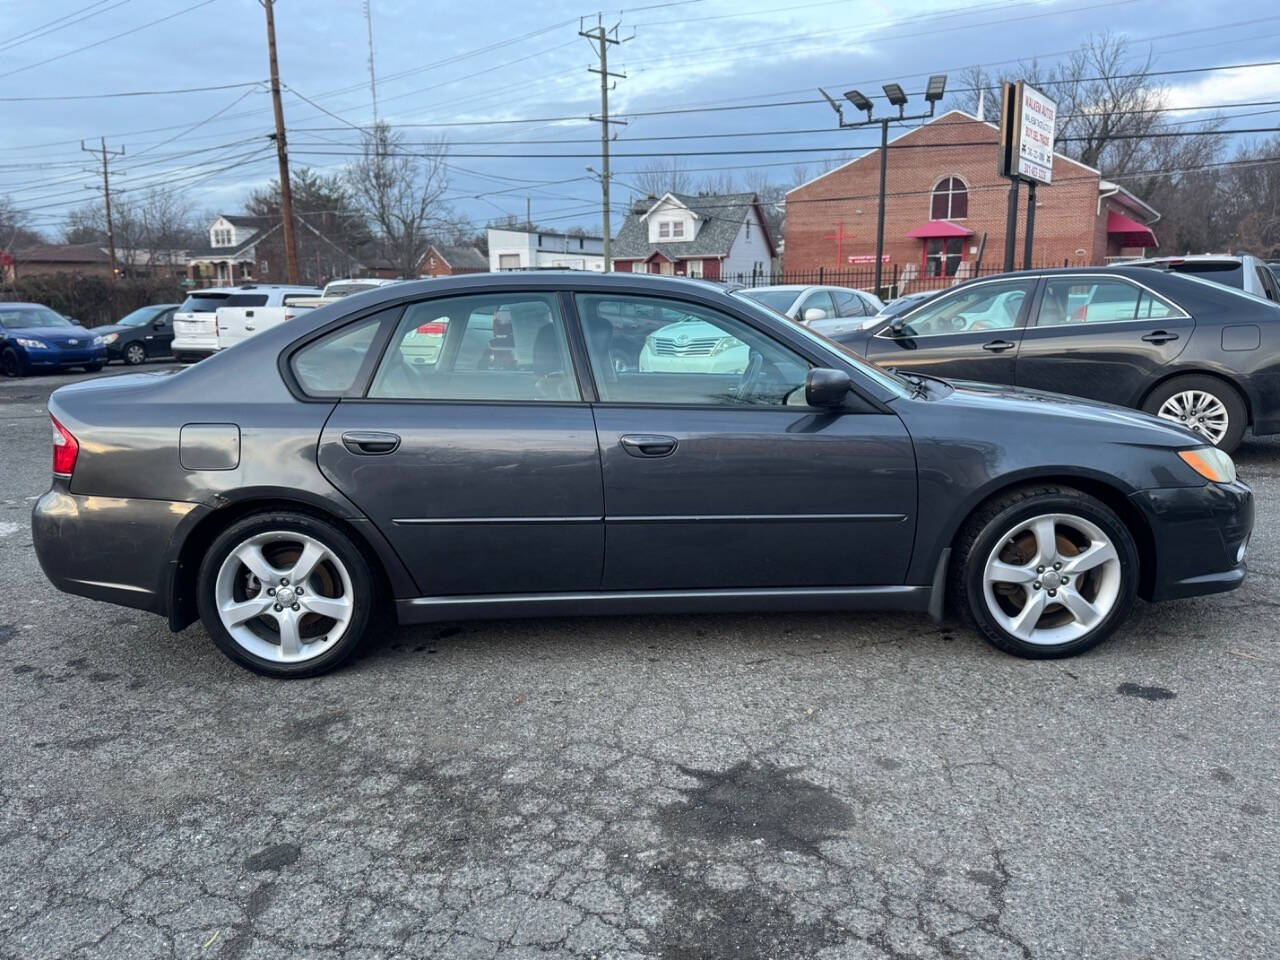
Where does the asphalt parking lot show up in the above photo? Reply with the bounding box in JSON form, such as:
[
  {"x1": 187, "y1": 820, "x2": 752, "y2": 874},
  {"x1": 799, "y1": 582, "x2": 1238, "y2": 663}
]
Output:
[{"x1": 1, "y1": 366, "x2": 1277, "y2": 960}]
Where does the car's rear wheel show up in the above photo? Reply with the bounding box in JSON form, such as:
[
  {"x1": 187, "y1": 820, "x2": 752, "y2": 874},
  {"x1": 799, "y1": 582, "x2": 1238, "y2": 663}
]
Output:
[
  {"x1": 1142, "y1": 375, "x2": 1246, "y2": 452},
  {"x1": 197, "y1": 512, "x2": 376, "y2": 677},
  {"x1": 124, "y1": 342, "x2": 147, "y2": 365},
  {"x1": 1, "y1": 348, "x2": 23, "y2": 378},
  {"x1": 952, "y1": 485, "x2": 1138, "y2": 658}
]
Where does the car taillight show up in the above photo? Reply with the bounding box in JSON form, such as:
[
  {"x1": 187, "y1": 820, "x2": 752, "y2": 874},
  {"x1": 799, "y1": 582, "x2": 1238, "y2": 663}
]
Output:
[
  {"x1": 416, "y1": 322, "x2": 447, "y2": 335},
  {"x1": 51, "y1": 414, "x2": 78, "y2": 477}
]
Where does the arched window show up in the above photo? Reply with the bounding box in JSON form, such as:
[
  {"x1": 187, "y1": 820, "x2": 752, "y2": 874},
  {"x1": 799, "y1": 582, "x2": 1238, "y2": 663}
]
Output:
[{"x1": 930, "y1": 176, "x2": 968, "y2": 220}]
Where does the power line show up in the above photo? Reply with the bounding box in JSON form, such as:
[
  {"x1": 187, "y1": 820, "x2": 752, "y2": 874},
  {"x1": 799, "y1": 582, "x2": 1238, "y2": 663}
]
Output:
[
  {"x1": 0, "y1": 0, "x2": 131, "y2": 53},
  {"x1": 0, "y1": 80, "x2": 265, "y2": 103}
]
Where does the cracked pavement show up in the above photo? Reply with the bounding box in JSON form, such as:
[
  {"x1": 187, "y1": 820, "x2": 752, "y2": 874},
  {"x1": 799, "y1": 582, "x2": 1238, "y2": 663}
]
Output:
[{"x1": 1, "y1": 367, "x2": 1278, "y2": 959}]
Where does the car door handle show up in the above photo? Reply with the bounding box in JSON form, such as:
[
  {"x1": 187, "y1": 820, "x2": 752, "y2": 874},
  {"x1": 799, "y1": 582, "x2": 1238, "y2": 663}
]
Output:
[
  {"x1": 341, "y1": 431, "x2": 400, "y2": 455},
  {"x1": 244, "y1": 324, "x2": 255, "y2": 331},
  {"x1": 1141, "y1": 330, "x2": 1179, "y2": 344},
  {"x1": 982, "y1": 339, "x2": 1016, "y2": 352},
  {"x1": 620, "y1": 434, "x2": 678, "y2": 458}
]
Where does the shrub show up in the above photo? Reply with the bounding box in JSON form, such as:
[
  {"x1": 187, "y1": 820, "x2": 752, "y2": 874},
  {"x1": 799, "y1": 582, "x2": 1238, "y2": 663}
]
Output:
[{"x1": 0, "y1": 274, "x2": 187, "y2": 327}]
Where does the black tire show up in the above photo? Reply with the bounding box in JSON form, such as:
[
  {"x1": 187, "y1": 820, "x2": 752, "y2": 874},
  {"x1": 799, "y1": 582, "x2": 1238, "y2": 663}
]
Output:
[
  {"x1": 1, "y1": 348, "x2": 23, "y2": 378},
  {"x1": 83, "y1": 363, "x2": 104, "y2": 372},
  {"x1": 1141, "y1": 375, "x2": 1247, "y2": 453},
  {"x1": 123, "y1": 342, "x2": 147, "y2": 365},
  {"x1": 950, "y1": 484, "x2": 1139, "y2": 659},
  {"x1": 197, "y1": 511, "x2": 378, "y2": 678},
  {"x1": 174, "y1": 353, "x2": 202, "y2": 364}
]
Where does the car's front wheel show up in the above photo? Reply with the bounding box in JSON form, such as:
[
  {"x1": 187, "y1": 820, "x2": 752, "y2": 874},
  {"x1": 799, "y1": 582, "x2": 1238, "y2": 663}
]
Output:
[
  {"x1": 952, "y1": 485, "x2": 1138, "y2": 658},
  {"x1": 1, "y1": 348, "x2": 23, "y2": 378},
  {"x1": 197, "y1": 512, "x2": 377, "y2": 677},
  {"x1": 1142, "y1": 375, "x2": 1246, "y2": 452},
  {"x1": 123, "y1": 342, "x2": 147, "y2": 365}
]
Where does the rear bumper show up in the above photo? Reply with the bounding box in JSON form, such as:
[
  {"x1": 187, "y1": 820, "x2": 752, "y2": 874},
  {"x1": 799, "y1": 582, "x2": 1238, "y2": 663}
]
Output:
[
  {"x1": 31, "y1": 481, "x2": 196, "y2": 617},
  {"x1": 1131, "y1": 480, "x2": 1253, "y2": 601}
]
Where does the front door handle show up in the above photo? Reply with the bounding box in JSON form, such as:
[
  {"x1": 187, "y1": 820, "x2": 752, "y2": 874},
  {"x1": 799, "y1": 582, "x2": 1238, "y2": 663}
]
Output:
[
  {"x1": 982, "y1": 339, "x2": 1016, "y2": 352},
  {"x1": 620, "y1": 434, "x2": 678, "y2": 458},
  {"x1": 341, "y1": 430, "x2": 400, "y2": 455},
  {"x1": 1141, "y1": 330, "x2": 1179, "y2": 344},
  {"x1": 244, "y1": 324, "x2": 256, "y2": 331}
]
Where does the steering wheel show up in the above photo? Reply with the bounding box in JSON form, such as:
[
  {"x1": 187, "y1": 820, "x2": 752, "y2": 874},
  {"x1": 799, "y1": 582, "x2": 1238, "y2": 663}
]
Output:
[{"x1": 949, "y1": 315, "x2": 969, "y2": 332}]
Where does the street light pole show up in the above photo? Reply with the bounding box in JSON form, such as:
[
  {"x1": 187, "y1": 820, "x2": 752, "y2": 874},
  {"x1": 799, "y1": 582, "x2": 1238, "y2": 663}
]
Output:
[{"x1": 821, "y1": 75, "x2": 947, "y2": 298}]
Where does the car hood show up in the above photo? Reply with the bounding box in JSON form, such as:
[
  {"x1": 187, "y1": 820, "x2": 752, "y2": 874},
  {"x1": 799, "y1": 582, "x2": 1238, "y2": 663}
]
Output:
[
  {"x1": 935, "y1": 378, "x2": 1200, "y2": 447},
  {"x1": 650, "y1": 319, "x2": 726, "y2": 340},
  {"x1": 4, "y1": 325, "x2": 96, "y2": 343}
]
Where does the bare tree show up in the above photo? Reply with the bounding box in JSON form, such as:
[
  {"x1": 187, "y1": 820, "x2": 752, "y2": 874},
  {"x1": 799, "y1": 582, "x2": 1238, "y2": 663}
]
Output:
[
  {"x1": 61, "y1": 188, "x2": 197, "y2": 272},
  {"x1": 630, "y1": 157, "x2": 693, "y2": 197},
  {"x1": 1, "y1": 196, "x2": 42, "y2": 252},
  {"x1": 346, "y1": 122, "x2": 451, "y2": 276}
]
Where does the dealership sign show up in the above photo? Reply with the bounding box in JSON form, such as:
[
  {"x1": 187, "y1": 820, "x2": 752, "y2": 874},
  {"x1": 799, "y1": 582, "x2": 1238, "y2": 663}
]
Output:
[{"x1": 999, "y1": 81, "x2": 1057, "y2": 185}]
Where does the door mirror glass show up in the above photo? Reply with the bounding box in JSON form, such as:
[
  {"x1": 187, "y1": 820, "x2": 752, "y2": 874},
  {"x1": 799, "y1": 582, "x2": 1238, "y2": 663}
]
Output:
[{"x1": 805, "y1": 367, "x2": 851, "y2": 407}]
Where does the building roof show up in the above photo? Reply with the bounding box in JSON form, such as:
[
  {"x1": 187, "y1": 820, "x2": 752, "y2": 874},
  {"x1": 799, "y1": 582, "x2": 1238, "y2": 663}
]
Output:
[
  {"x1": 612, "y1": 192, "x2": 772, "y2": 260},
  {"x1": 428, "y1": 244, "x2": 487, "y2": 270},
  {"x1": 14, "y1": 243, "x2": 111, "y2": 264}
]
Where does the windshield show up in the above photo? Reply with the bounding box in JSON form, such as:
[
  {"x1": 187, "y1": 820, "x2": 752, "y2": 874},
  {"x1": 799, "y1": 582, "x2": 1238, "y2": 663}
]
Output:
[
  {"x1": 118, "y1": 306, "x2": 161, "y2": 327},
  {"x1": 1162, "y1": 260, "x2": 1245, "y2": 289},
  {"x1": 178, "y1": 293, "x2": 232, "y2": 313},
  {"x1": 1173, "y1": 271, "x2": 1277, "y2": 307},
  {"x1": 732, "y1": 292, "x2": 912, "y2": 398},
  {"x1": 0, "y1": 306, "x2": 73, "y2": 329},
  {"x1": 740, "y1": 289, "x2": 799, "y2": 313}
]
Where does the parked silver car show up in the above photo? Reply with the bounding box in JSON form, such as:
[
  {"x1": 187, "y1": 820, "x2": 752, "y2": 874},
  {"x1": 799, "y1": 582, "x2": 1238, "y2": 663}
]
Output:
[
  {"x1": 1126, "y1": 254, "x2": 1280, "y2": 303},
  {"x1": 740, "y1": 284, "x2": 885, "y2": 338}
]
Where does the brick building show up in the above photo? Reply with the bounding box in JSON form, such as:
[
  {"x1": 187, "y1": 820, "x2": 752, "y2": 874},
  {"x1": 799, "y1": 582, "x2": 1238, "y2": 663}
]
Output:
[
  {"x1": 421, "y1": 243, "x2": 487, "y2": 277},
  {"x1": 784, "y1": 111, "x2": 1159, "y2": 290}
]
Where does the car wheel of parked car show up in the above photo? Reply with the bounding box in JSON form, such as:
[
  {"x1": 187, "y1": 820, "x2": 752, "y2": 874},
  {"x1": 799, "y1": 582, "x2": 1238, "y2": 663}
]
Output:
[
  {"x1": 1, "y1": 348, "x2": 23, "y2": 378},
  {"x1": 1142, "y1": 375, "x2": 1246, "y2": 452},
  {"x1": 951, "y1": 485, "x2": 1138, "y2": 659},
  {"x1": 197, "y1": 512, "x2": 377, "y2": 678},
  {"x1": 124, "y1": 343, "x2": 147, "y2": 365}
]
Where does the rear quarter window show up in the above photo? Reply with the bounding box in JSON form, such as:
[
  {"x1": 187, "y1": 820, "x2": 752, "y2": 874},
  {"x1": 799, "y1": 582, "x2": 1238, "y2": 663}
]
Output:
[{"x1": 290, "y1": 311, "x2": 392, "y2": 397}]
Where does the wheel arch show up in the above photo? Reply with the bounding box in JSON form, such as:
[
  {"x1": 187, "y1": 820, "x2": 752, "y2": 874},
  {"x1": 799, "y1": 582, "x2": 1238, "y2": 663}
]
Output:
[
  {"x1": 942, "y1": 471, "x2": 1159, "y2": 602},
  {"x1": 166, "y1": 489, "x2": 415, "y2": 631}
]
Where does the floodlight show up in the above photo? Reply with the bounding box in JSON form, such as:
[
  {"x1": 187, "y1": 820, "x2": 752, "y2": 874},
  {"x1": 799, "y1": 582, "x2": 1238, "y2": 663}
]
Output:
[
  {"x1": 924, "y1": 74, "x2": 948, "y2": 103},
  {"x1": 882, "y1": 83, "x2": 907, "y2": 108},
  {"x1": 843, "y1": 89, "x2": 872, "y2": 113}
]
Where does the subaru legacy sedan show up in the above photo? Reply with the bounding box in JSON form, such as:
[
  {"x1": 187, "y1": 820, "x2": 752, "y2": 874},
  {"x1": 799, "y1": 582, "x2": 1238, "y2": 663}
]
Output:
[
  {"x1": 32, "y1": 273, "x2": 1251, "y2": 677},
  {"x1": 832, "y1": 266, "x2": 1280, "y2": 452}
]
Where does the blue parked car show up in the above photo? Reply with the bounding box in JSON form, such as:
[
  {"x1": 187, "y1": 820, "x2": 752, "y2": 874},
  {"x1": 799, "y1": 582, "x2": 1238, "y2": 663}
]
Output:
[{"x1": 0, "y1": 303, "x2": 108, "y2": 377}]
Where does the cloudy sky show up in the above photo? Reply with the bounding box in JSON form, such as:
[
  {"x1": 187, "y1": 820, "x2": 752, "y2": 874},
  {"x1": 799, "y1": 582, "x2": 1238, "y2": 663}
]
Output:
[{"x1": 3, "y1": 0, "x2": 1278, "y2": 239}]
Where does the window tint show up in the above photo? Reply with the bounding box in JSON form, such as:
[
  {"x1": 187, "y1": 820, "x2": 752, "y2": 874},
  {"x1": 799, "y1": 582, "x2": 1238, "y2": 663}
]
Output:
[
  {"x1": 833, "y1": 291, "x2": 866, "y2": 317},
  {"x1": 576, "y1": 294, "x2": 810, "y2": 407},
  {"x1": 368, "y1": 292, "x2": 579, "y2": 402},
  {"x1": 224, "y1": 294, "x2": 270, "y2": 307},
  {"x1": 798, "y1": 290, "x2": 835, "y2": 320},
  {"x1": 291, "y1": 313, "x2": 386, "y2": 397},
  {"x1": 741, "y1": 289, "x2": 798, "y2": 314},
  {"x1": 1166, "y1": 260, "x2": 1244, "y2": 288},
  {"x1": 178, "y1": 293, "x2": 230, "y2": 313},
  {"x1": 1037, "y1": 279, "x2": 1151, "y2": 326},
  {"x1": 1137, "y1": 291, "x2": 1180, "y2": 319},
  {"x1": 894, "y1": 280, "x2": 1032, "y2": 337}
]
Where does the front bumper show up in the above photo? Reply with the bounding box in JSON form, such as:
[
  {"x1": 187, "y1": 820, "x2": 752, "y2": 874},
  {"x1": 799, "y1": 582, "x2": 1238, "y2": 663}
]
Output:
[
  {"x1": 1131, "y1": 480, "x2": 1253, "y2": 602},
  {"x1": 24, "y1": 347, "x2": 107, "y2": 369},
  {"x1": 32, "y1": 480, "x2": 197, "y2": 617}
]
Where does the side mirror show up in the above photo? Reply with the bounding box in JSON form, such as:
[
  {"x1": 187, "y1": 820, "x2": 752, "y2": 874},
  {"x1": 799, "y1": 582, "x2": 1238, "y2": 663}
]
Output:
[
  {"x1": 802, "y1": 307, "x2": 827, "y2": 323},
  {"x1": 805, "y1": 367, "x2": 851, "y2": 408},
  {"x1": 153, "y1": 320, "x2": 166, "y2": 329},
  {"x1": 888, "y1": 317, "x2": 906, "y2": 335}
]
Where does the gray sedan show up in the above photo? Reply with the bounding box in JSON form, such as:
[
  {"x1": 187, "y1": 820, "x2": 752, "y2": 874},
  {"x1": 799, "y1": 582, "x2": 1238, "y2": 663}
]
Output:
[{"x1": 32, "y1": 273, "x2": 1252, "y2": 676}]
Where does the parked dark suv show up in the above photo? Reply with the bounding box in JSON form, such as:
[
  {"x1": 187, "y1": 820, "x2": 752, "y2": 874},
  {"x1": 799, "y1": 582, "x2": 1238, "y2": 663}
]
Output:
[{"x1": 834, "y1": 266, "x2": 1280, "y2": 451}]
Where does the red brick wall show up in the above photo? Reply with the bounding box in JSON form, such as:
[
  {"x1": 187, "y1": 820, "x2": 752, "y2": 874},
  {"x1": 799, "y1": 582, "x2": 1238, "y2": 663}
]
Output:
[{"x1": 784, "y1": 112, "x2": 1104, "y2": 277}]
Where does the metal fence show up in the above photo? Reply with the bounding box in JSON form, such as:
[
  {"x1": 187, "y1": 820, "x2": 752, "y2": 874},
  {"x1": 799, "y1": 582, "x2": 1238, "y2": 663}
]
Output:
[{"x1": 725, "y1": 260, "x2": 1089, "y2": 300}]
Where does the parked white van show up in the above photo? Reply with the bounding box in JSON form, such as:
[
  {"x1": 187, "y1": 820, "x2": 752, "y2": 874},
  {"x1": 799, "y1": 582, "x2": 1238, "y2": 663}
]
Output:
[{"x1": 171, "y1": 285, "x2": 322, "y2": 361}]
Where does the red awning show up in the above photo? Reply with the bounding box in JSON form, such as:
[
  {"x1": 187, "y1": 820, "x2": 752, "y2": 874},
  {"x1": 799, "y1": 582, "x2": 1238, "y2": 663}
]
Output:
[
  {"x1": 1107, "y1": 210, "x2": 1158, "y2": 248},
  {"x1": 906, "y1": 220, "x2": 974, "y2": 239}
]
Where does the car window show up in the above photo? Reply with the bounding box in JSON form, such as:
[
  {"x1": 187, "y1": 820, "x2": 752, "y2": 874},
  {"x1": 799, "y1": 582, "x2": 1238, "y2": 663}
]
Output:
[
  {"x1": 798, "y1": 290, "x2": 835, "y2": 321},
  {"x1": 0, "y1": 306, "x2": 72, "y2": 328},
  {"x1": 290, "y1": 312, "x2": 387, "y2": 397},
  {"x1": 575, "y1": 293, "x2": 810, "y2": 407},
  {"x1": 833, "y1": 291, "x2": 866, "y2": 317},
  {"x1": 1164, "y1": 260, "x2": 1244, "y2": 289},
  {"x1": 368, "y1": 292, "x2": 579, "y2": 402},
  {"x1": 892, "y1": 280, "x2": 1033, "y2": 337},
  {"x1": 742, "y1": 289, "x2": 799, "y2": 313},
  {"x1": 1036, "y1": 279, "x2": 1141, "y2": 326},
  {"x1": 224, "y1": 294, "x2": 270, "y2": 308},
  {"x1": 1256, "y1": 265, "x2": 1280, "y2": 302},
  {"x1": 177, "y1": 293, "x2": 230, "y2": 313}
]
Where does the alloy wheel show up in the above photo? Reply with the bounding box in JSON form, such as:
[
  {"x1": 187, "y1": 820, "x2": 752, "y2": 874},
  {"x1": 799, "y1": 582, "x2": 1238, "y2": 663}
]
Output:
[
  {"x1": 981, "y1": 513, "x2": 1122, "y2": 646},
  {"x1": 1156, "y1": 390, "x2": 1229, "y2": 445},
  {"x1": 125, "y1": 343, "x2": 146, "y2": 365},
  {"x1": 213, "y1": 531, "x2": 355, "y2": 664}
]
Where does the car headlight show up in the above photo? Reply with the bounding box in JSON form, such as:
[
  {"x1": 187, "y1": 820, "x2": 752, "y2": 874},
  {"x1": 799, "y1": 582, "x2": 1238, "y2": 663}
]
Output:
[
  {"x1": 709, "y1": 337, "x2": 741, "y2": 356},
  {"x1": 16, "y1": 337, "x2": 47, "y2": 349},
  {"x1": 97, "y1": 333, "x2": 117, "y2": 345},
  {"x1": 1178, "y1": 446, "x2": 1236, "y2": 484}
]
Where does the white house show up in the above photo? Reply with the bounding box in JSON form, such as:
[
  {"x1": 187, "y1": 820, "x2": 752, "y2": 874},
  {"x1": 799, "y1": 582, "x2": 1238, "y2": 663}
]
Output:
[
  {"x1": 610, "y1": 192, "x2": 775, "y2": 281},
  {"x1": 487, "y1": 227, "x2": 606, "y2": 272}
]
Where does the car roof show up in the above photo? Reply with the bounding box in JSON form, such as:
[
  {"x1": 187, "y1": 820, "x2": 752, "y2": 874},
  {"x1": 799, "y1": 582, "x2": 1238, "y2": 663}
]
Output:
[
  {"x1": 0, "y1": 302, "x2": 52, "y2": 309},
  {"x1": 1124, "y1": 254, "x2": 1249, "y2": 265}
]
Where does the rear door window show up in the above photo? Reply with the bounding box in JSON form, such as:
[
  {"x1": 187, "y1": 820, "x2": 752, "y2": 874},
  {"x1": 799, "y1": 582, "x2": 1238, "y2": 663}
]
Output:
[
  {"x1": 178, "y1": 293, "x2": 231, "y2": 313},
  {"x1": 833, "y1": 291, "x2": 866, "y2": 317}
]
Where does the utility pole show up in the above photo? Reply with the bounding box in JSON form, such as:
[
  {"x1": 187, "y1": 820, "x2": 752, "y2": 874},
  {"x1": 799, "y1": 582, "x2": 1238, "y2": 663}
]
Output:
[
  {"x1": 580, "y1": 16, "x2": 632, "y2": 271},
  {"x1": 262, "y1": 0, "x2": 299, "y2": 284},
  {"x1": 81, "y1": 137, "x2": 124, "y2": 282}
]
